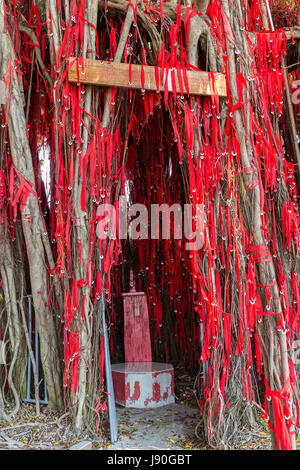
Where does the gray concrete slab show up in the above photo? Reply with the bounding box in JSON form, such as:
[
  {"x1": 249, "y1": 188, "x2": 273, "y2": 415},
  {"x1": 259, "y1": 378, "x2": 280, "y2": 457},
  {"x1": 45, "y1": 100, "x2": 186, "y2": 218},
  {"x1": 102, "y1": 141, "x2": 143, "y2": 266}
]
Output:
[{"x1": 106, "y1": 403, "x2": 199, "y2": 450}]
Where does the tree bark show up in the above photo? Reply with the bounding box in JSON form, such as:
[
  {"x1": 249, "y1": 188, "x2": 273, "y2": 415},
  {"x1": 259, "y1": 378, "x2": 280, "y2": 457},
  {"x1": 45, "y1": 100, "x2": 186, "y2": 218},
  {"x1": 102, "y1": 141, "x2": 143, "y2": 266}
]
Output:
[{"x1": 0, "y1": 4, "x2": 63, "y2": 409}]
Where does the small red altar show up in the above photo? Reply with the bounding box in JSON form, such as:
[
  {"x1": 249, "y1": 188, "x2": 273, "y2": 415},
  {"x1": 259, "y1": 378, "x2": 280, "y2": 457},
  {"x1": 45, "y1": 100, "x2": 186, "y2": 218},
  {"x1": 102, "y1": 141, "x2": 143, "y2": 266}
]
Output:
[{"x1": 111, "y1": 271, "x2": 175, "y2": 408}]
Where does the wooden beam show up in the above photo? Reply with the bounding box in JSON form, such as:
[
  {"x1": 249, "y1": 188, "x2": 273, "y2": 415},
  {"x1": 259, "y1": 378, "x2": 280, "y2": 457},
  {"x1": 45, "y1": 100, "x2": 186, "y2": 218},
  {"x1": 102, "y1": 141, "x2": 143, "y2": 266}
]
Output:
[{"x1": 68, "y1": 58, "x2": 227, "y2": 97}]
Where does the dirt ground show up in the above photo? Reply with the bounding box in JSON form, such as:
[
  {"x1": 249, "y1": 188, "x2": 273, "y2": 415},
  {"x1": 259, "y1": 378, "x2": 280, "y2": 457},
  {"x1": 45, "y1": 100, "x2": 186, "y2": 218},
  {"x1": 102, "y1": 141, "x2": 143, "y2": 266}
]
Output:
[{"x1": 0, "y1": 365, "x2": 287, "y2": 451}]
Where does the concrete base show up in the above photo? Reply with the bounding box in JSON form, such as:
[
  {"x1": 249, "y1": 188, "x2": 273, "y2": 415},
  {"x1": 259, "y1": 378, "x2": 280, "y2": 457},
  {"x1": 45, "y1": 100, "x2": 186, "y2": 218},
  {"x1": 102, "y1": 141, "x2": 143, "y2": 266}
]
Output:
[
  {"x1": 111, "y1": 362, "x2": 175, "y2": 408},
  {"x1": 69, "y1": 441, "x2": 92, "y2": 450}
]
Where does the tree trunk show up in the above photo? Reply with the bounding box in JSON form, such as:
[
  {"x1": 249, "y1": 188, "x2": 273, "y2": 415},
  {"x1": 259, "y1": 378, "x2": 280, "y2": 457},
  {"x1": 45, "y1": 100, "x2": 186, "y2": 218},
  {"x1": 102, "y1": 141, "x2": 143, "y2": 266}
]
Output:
[{"x1": 0, "y1": 5, "x2": 63, "y2": 409}]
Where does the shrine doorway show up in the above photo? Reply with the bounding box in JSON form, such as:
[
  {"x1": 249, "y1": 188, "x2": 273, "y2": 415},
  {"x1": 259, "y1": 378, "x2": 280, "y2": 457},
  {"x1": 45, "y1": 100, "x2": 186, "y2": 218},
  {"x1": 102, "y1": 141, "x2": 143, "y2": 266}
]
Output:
[{"x1": 109, "y1": 97, "x2": 203, "y2": 407}]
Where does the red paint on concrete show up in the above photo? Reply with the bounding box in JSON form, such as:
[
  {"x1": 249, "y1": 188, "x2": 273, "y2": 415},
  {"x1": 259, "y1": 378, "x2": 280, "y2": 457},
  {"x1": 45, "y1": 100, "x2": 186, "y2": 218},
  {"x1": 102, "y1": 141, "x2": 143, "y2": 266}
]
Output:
[
  {"x1": 112, "y1": 363, "x2": 175, "y2": 408},
  {"x1": 111, "y1": 371, "x2": 125, "y2": 405},
  {"x1": 127, "y1": 380, "x2": 141, "y2": 402},
  {"x1": 153, "y1": 370, "x2": 174, "y2": 394},
  {"x1": 144, "y1": 378, "x2": 163, "y2": 406},
  {"x1": 152, "y1": 381, "x2": 161, "y2": 402},
  {"x1": 125, "y1": 381, "x2": 131, "y2": 404}
]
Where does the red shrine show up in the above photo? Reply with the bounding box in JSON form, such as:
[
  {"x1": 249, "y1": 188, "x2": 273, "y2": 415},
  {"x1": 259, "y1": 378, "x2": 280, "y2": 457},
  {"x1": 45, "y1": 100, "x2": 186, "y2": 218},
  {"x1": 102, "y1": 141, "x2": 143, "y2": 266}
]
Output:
[{"x1": 111, "y1": 270, "x2": 175, "y2": 408}]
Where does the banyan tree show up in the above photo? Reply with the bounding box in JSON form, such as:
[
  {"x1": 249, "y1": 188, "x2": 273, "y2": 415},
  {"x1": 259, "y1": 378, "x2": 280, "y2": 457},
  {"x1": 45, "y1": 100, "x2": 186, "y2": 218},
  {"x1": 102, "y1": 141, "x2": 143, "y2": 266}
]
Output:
[{"x1": 0, "y1": 0, "x2": 300, "y2": 450}]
